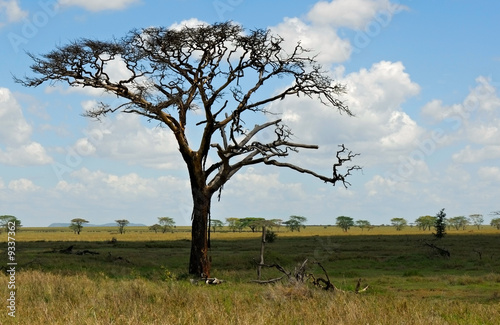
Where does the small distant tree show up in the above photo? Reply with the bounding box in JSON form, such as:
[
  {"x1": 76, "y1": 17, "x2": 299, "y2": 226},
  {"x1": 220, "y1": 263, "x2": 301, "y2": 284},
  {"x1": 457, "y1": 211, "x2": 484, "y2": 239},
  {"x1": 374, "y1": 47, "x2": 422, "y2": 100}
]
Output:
[
  {"x1": 469, "y1": 214, "x2": 484, "y2": 230},
  {"x1": 336, "y1": 216, "x2": 354, "y2": 232},
  {"x1": 158, "y1": 217, "x2": 175, "y2": 233},
  {"x1": 448, "y1": 216, "x2": 468, "y2": 230},
  {"x1": 284, "y1": 215, "x2": 307, "y2": 232},
  {"x1": 355, "y1": 219, "x2": 371, "y2": 231},
  {"x1": 70, "y1": 218, "x2": 89, "y2": 235},
  {"x1": 415, "y1": 215, "x2": 436, "y2": 231},
  {"x1": 0, "y1": 215, "x2": 22, "y2": 233},
  {"x1": 240, "y1": 217, "x2": 266, "y2": 233},
  {"x1": 210, "y1": 219, "x2": 224, "y2": 232},
  {"x1": 490, "y1": 211, "x2": 500, "y2": 230},
  {"x1": 490, "y1": 218, "x2": 500, "y2": 230},
  {"x1": 115, "y1": 219, "x2": 129, "y2": 234},
  {"x1": 433, "y1": 208, "x2": 446, "y2": 239},
  {"x1": 270, "y1": 219, "x2": 283, "y2": 232},
  {"x1": 226, "y1": 218, "x2": 241, "y2": 232},
  {"x1": 390, "y1": 218, "x2": 407, "y2": 231},
  {"x1": 149, "y1": 224, "x2": 162, "y2": 233}
]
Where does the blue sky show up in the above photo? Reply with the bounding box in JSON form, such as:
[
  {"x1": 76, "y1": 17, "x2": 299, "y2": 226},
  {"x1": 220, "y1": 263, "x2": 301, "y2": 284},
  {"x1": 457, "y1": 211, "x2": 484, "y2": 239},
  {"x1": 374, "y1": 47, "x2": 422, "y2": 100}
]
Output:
[{"x1": 1, "y1": 0, "x2": 499, "y2": 227}]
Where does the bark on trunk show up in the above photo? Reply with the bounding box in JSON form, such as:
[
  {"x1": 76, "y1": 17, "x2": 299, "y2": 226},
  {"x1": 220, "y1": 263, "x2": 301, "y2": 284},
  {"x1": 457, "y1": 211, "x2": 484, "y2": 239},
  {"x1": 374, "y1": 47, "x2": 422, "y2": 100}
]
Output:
[
  {"x1": 257, "y1": 226, "x2": 267, "y2": 280},
  {"x1": 188, "y1": 186, "x2": 212, "y2": 277}
]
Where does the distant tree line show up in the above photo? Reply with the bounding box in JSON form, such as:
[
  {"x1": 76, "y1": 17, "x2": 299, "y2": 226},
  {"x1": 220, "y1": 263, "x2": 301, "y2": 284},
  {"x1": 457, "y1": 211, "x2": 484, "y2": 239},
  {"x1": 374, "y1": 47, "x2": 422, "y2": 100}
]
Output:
[{"x1": 334, "y1": 210, "x2": 500, "y2": 233}]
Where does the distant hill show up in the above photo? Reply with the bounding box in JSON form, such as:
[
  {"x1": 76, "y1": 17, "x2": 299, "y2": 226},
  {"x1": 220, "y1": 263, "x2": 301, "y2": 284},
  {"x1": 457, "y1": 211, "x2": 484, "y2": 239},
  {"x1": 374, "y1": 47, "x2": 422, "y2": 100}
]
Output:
[{"x1": 48, "y1": 222, "x2": 147, "y2": 227}]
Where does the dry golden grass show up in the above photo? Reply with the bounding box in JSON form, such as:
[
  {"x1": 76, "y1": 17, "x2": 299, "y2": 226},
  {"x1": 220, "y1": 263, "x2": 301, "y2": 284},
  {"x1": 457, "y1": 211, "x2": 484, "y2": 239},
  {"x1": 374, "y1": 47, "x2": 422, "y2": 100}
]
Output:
[
  {"x1": 1, "y1": 270, "x2": 499, "y2": 325},
  {"x1": 17, "y1": 225, "x2": 500, "y2": 242},
  {"x1": 2, "y1": 225, "x2": 499, "y2": 324}
]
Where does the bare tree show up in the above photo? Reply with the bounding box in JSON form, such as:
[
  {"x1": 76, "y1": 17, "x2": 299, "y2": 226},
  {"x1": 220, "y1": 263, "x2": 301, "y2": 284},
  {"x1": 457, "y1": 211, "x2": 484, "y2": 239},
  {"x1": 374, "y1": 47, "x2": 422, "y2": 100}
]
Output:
[{"x1": 16, "y1": 22, "x2": 360, "y2": 276}]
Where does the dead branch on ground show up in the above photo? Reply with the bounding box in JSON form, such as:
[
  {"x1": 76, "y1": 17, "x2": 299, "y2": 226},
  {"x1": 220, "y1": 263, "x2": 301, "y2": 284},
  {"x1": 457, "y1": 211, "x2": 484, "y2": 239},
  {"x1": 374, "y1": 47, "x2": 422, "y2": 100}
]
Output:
[{"x1": 251, "y1": 259, "x2": 368, "y2": 293}]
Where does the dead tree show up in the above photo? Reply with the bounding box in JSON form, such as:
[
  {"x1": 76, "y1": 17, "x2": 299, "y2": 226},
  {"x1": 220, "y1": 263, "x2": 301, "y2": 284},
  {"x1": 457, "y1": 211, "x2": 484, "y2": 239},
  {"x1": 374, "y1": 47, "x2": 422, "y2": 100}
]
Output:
[{"x1": 17, "y1": 22, "x2": 360, "y2": 277}]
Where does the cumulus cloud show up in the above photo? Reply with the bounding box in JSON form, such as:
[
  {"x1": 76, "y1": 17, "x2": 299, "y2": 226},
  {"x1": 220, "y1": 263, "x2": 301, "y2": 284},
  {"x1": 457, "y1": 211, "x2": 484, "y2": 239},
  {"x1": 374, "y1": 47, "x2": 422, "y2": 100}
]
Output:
[
  {"x1": 268, "y1": 60, "x2": 421, "y2": 170},
  {"x1": 169, "y1": 18, "x2": 208, "y2": 30},
  {"x1": 0, "y1": 142, "x2": 52, "y2": 165},
  {"x1": 422, "y1": 77, "x2": 500, "y2": 163},
  {"x1": 52, "y1": 167, "x2": 192, "y2": 223},
  {"x1": 421, "y1": 76, "x2": 500, "y2": 124},
  {"x1": 0, "y1": 0, "x2": 27, "y2": 27},
  {"x1": 307, "y1": 0, "x2": 407, "y2": 29},
  {"x1": 270, "y1": 17, "x2": 351, "y2": 65},
  {"x1": 0, "y1": 88, "x2": 52, "y2": 165},
  {"x1": 0, "y1": 87, "x2": 32, "y2": 144},
  {"x1": 269, "y1": 0, "x2": 406, "y2": 66},
  {"x1": 58, "y1": 0, "x2": 139, "y2": 12},
  {"x1": 71, "y1": 113, "x2": 182, "y2": 169},
  {"x1": 477, "y1": 166, "x2": 500, "y2": 182},
  {"x1": 8, "y1": 178, "x2": 39, "y2": 192},
  {"x1": 452, "y1": 145, "x2": 500, "y2": 164}
]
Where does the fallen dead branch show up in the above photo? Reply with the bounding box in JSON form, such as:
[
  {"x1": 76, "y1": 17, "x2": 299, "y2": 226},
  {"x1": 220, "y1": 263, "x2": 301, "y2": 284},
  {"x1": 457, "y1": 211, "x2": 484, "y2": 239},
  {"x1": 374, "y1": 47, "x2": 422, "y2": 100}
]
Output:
[
  {"x1": 424, "y1": 242, "x2": 451, "y2": 258},
  {"x1": 252, "y1": 259, "x2": 368, "y2": 293}
]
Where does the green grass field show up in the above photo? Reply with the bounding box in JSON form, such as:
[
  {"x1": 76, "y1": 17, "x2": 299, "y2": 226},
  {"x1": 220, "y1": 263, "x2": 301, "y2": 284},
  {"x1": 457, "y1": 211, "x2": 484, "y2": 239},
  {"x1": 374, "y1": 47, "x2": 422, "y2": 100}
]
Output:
[{"x1": 1, "y1": 226, "x2": 500, "y2": 324}]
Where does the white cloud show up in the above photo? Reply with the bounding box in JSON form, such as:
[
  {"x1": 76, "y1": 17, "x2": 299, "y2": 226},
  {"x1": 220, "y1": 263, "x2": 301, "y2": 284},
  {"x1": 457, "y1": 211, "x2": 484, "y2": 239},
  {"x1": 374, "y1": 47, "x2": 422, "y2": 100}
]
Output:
[
  {"x1": 379, "y1": 111, "x2": 421, "y2": 149},
  {"x1": 268, "y1": 0, "x2": 407, "y2": 66},
  {"x1": 58, "y1": 0, "x2": 139, "y2": 12},
  {"x1": 422, "y1": 77, "x2": 500, "y2": 164},
  {"x1": 421, "y1": 76, "x2": 500, "y2": 124},
  {"x1": 0, "y1": 88, "x2": 52, "y2": 166},
  {"x1": 0, "y1": 0, "x2": 27, "y2": 27},
  {"x1": 0, "y1": 142, "x2": 52, "y2": 165},
  {"x1": 72, "y1": 114, "x2": 181, "y2": 169},
  {"x1": 478, "y1": 166, "x2": 500, "y2": 182},
  {"x1": 269, "y1": 60, "x2": 421, "y2": 169},
  {"x1": 51, "y1": 168, "x2": 192, "y2": 224},
  {"x1": 225, "y1": 167, "x2": 305, "y2": 203},
  {"x1": 307, "y1": 0, "x2": 406, "y2": 29},
  {"x1": 270, "y1": 17, "x2": 351, "y2": 65},
  {"x1": 0, "y1": 87, "x2": 32, "y2": 145},
  {"x1": 342, "y1": 61, "x2": 420, "y2": 113},
  {"x1": 169, "y1": 18, "x2": 208, "y2": 30},
  {"x1": 452, "y1": 145, "x2": 500, "y2": 164},
  {"x1": 8, "y1": 178, "x2": 39, "y2": 192}
]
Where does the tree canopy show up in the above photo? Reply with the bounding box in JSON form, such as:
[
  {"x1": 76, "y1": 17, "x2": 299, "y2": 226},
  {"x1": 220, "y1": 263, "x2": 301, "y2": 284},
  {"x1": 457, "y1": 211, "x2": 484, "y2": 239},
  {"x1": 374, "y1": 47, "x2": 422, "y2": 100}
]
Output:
[
  {"x1": 17, "y1": 22, "x2": 360, "y2": 276},
  {"x1": 284, "y1": 215, "x2": 307, "y2": 232},
  {"x1": 70, "y1": 218, "x2": 89, "y2": 235},
  {"x1": 158, "y1": 217, "x2": 175, "y2": 233},
  {"x1": 115, "y1": 219, "x2": 130, "y2": 234},
  {"x1": 355, "y1": 219, "x2": 371, "y2": 231},
  {"x1": 390, "y1": 218, "x2": 407, "y2": 231},
  {"x1": 336, "y1": 216, "x2": 354, "y2": 232},
  {"x1": 415, "y1": 215, "x2": 435, "y2": 231},
  {"x1": 0, "y1": 215, "x2": 21, "y2": 233}
]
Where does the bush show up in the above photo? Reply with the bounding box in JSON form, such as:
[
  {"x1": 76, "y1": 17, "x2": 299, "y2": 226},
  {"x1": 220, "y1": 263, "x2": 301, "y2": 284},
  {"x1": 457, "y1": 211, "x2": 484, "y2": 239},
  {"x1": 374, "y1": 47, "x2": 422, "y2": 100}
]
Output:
[{"x1": 265, "y1": 231, "x2": 277, "y2": 243}]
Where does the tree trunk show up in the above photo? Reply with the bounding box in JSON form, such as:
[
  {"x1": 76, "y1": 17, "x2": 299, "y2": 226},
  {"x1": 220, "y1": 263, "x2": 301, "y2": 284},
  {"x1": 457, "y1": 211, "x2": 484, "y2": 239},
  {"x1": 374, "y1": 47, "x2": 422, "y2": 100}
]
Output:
[
  {"x1": 257, "y1": 226, "x2": 267, "y2": 280},
  {"x1": 188, "y1": 185, "x2": 212, "y2": 277}
]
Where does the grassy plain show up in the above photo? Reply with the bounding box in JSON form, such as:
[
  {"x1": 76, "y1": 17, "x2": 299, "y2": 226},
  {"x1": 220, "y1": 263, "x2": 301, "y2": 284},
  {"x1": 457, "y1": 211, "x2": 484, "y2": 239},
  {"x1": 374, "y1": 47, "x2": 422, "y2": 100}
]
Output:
[{"x1": 1, "y1": 226, "x2": 500, "y2": 324}]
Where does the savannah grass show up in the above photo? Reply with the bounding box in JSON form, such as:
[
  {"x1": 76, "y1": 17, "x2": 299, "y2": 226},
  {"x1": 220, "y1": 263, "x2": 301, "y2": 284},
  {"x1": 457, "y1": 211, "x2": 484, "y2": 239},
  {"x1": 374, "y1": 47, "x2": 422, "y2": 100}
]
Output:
[{"x1": 1, "y1": 226, "x2": 499, "y2": 324}]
